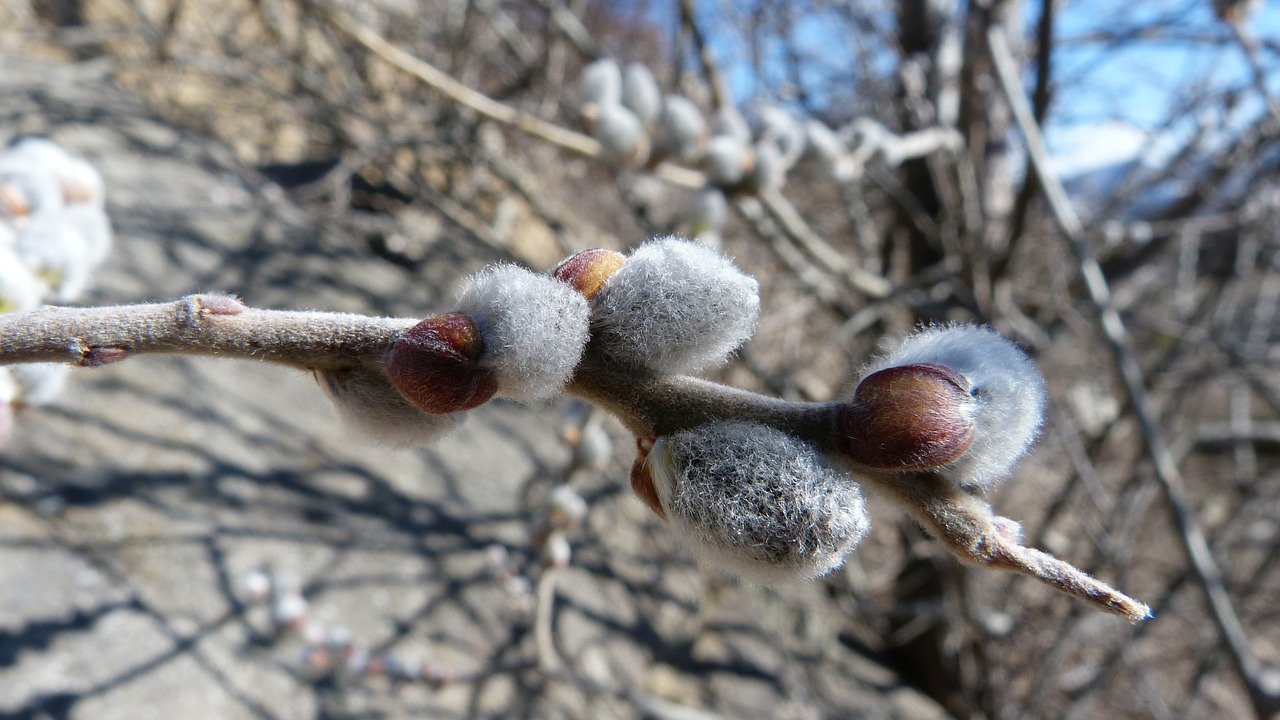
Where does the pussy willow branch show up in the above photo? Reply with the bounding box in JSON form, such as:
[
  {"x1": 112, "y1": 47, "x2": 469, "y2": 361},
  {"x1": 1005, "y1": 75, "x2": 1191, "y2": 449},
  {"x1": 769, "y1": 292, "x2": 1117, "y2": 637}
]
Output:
[
  {"x1": 0, "y1": 295, "x2": 414, "y2": 371},
  {"x1": 990, "y1": 26, "x2": 1275, "y2": 714},
  {"x1": 0, "y1": 295, "x2": 1148, "y2": 620}
]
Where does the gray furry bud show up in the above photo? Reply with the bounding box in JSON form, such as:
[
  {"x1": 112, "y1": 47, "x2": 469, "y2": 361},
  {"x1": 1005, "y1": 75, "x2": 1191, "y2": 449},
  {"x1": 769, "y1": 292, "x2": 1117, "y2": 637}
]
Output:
[
  {"x1": 454, "y1": 264, "x2": 591, "y2": 402},
  {"x1": 645, "y1": 421, "x2": 870, "y2": 583},
  {"x1": 589, "y1": 236, "x2": 759, "y2": 374}
]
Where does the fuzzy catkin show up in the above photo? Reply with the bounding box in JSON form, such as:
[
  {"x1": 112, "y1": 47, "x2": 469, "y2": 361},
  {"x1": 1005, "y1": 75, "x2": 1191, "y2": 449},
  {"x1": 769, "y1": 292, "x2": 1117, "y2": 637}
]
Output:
[
  {"x1": 454, "y1": 264, "x2": 591, "y2": 402},
  {"x1": 649, "y1": 421, "x2": 869, "y2": 583},
  {"x1": 590, "y1": 237, "x2": 759, "y2": 375},
  {"x1": 865, "y1": 324, "x2": 1046, "y2": 489}
]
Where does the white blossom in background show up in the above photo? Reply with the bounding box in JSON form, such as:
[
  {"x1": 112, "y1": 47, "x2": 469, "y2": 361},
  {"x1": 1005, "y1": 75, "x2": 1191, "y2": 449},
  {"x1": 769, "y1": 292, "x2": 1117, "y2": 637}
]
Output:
[{"x1": 622, "y1": 63, "x2": 662, "y2": 127}]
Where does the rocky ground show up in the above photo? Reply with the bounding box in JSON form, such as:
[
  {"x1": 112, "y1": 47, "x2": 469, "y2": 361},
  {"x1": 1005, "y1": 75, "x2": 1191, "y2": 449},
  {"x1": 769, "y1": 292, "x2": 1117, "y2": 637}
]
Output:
[{"x1": 0, "y1": 56, "x2": 949, "y2": 720}]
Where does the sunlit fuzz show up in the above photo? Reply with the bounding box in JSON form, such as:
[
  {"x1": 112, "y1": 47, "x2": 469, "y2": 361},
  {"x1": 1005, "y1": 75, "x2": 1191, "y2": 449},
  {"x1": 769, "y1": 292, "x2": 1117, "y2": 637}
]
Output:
[
  {"x1": 453, "y1": 264, "x2": 591, "y2": 402},
  {"x1": 656, "y1": 95, "x2": 707, "y2": 163},
  {"x1": 318, "y1": 366, "x2": 464, "y2": 448},
  {"x1": 643, "y1": 421, "x2": 870, "y2": 583},
  {"x1": 593, "y1": 103, "x2": 649, "y2": 166},
  {"x1": 622, "y1": 63, "x2": 662, "y2": 126},
  {"x1": 10, "y1": 363, "x2": 70, "y2": 407},
  {"x1": 589, "y1": 236, "x2": 759, "y2": 375},
  {"x1": 578, "y1": 58, "x2": 621, "y2": 125},
  {"x1": 0, "y1": 244, "x2": 45, "y2": 314},
  {"x1": 848, "y1": 325, "x2": 1047, "y2": 490}
]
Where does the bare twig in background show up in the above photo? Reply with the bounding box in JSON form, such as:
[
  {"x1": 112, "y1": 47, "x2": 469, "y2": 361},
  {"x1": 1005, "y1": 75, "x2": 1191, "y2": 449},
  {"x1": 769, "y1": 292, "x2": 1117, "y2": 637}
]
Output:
[{"x1": 990, "y1": 25, "x2": 1280, "y2": 719}]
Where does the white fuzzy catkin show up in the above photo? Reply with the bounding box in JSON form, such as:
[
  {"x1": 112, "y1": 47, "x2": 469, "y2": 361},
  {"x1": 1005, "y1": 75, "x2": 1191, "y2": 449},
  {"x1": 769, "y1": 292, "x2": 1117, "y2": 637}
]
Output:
[
  {"x1": 755, "y1": 106, "x2": 805, "y2": 169},
  {"x1": 656, "y1": 95, "x2": 706, "y2": 162},
  {"x1": 454, "y1": 264, "x2": 590, "y2": 402},
  {"x1": 11, "y1": 363, "x2": 70, "y2": 406},
  {"x1": 16, "y1": 210, "x2": 93, "y2": 302},
  {"x1": 579, "y1": 58, "x2": 622, "y2": 109},
  {"x1": 648, "y1": 421, "x2": 870, "y2": 583},
  {"x1": 319, "y1": 366, "x2": 464, "y2": 448},
  {"x1": 686, "y1": 186, "x2": 728, "y2": 237},
  {"x1": 865, "y1": 325, "x2": 1047, "y2": 489},
  {"x1": 711, "y1": 107, "x2": 752, "y2": 145},
  {"x1": 594, "y1": 103, "x2": 648, "y2": 166},
  {"x1": 590, "y1": 236, "x2": 759, "y2": 374},
  {"x1": 622, "y1": 63, "x2": 662, "y2": 126},
  {"x1": 704, "y1": 134, "x2": 749, "y2": 187},
  {"x1": 0, "y1": 245, "x2": 44, "y2": 313}
]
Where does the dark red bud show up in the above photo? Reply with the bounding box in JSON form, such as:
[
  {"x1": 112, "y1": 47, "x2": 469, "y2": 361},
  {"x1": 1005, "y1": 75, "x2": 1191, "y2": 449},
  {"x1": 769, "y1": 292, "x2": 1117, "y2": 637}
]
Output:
[
  {"x1": 629, "y1": 437, "x2": 666, "y2": 519},
  {"x1": 387, "y1": 313, "x2": 498, "y2": 414},
  {"x1": 837, "y1": 362, "x2": 976, "y2": 471},
  {"x1": 552, "y1": 248, "x2": 626, "y2": 300}
]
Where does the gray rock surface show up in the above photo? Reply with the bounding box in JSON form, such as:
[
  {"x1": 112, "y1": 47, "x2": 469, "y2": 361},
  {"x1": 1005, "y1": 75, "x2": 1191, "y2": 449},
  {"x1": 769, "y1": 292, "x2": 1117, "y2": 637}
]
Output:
[{"x1": 0, "y1": 57, "x2": 945, "y2": 720}]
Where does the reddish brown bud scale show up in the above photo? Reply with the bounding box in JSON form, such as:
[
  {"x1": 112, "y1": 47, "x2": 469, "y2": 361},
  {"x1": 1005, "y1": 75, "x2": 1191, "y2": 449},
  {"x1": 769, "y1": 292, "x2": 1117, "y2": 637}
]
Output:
[
  {"x1": 837, "y1": 362, "x2": 976, "y2": 471},
  {"x1": 629, "y1": 437, "x2": 666, "y2": 519},
  {"x1": 552, "y1": 248, "x2": 626, "y2": 299},
  {"x1": 386, "y1": 313, "x2": 498, "y2": 414}
]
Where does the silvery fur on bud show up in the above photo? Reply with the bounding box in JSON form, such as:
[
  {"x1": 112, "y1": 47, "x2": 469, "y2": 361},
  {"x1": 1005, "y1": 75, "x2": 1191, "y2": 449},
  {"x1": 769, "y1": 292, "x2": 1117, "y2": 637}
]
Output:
[
  {"x1": 454, "y1": 264, "x2": 590, "y2": 402},
  {"x1": 589, "y1": 236, "x2": 759, "y2": 374},
  {"x1": 622, "y1": 63, "x2": 662, "y2": 126},
  {"x1": 319, "y1": 366, "x2": 464, "y2": 448},
  {"x1": 864, "y1": 324, "x2": 1046, "y2": 490},
  {"x1": 656, "y1": 95, "x2": 706, "y2": 163},
  {"x1": 647, "y1": 421, "x2": 869, "y2": 583}
]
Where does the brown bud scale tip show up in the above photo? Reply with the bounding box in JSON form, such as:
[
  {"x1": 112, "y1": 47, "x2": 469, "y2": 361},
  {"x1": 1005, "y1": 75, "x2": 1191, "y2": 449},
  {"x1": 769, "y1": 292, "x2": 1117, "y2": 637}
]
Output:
[
  {"x1": 552, "y1": 248, "x2": 626, "y2": 300},
  {"x1": 387, "y1": 313, "x2": 497, "y2": 414},
  {"x1": 629, "y1": 437, "x2": 666, "y2": 519},
  {"x1": 838, "y1": 362, "x2": 976, "y2": 471}
]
